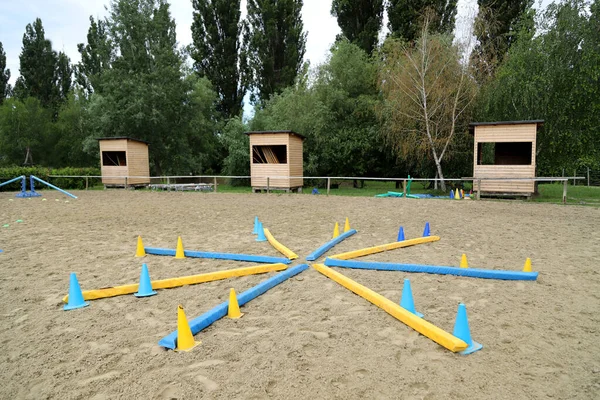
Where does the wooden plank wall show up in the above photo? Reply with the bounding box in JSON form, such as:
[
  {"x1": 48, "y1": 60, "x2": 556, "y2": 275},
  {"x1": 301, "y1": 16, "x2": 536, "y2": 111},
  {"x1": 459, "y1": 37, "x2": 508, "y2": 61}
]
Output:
[
  {"x1": 249, "y1": 133, "x2": 304, "y2": 188},
  {"x1": 126, "y1": 140, "x2": 150, "y2": 184},
  {"x1": 288, "y1": 135, "x2": 303, "y2": 187},
  {"x1": 473, "y1": 124, "x2": 537, "y2": 194},
  {"x1": 99, "y1": 139, "x2": 128, "y2": 185}
]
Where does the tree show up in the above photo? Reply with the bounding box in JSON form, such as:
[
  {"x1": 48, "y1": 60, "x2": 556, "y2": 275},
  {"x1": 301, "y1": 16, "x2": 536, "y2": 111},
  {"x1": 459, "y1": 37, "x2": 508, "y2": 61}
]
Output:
[
  {"x1": 244, "y1": 0, "x2": 307, "y2": 102},
  {"x1": 379, "y1": 20, "x2": 478, "y2": 191},
  {"x1": 331, "y1": 0, "x2": 384, "y2": 55},
  {"x1": 251, "y1": 41, "x2": 394, "y2": 178},
  {"x1": 471, "y1": 0, "x2": 533, "y2": 81},
  {"x1": 476, "y1": 0, "x2": 599, "y2": 174},
  {"x1": 191, "y1": 0, "x2": 248, "y2": 118},
  {"x1": 88, "y1": 0, "x2": 222, "y2": 175},
  {"x1": 387, "y1": 0, "x2": 457, "y2": 42},
  {"x1": 55, "y1": 52, "x2": 72, "y2": 105},
  {"x1": 0, "y1": 42, "x2": 10, "y2": 103},
  {"x1": 76, "y1": 17, "x2": 112, "y2": 94},
  {"x1": 0, "y1": 97, "x2": 54, "y2": 165},
  {"x1": 13, "y1": 18, "x2": 58, "y2": 109}
]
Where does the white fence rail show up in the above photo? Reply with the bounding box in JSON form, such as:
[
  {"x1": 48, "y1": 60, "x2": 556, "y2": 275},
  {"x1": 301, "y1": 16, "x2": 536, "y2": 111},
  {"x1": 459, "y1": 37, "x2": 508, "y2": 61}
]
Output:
[{"x1": 45, "y1": 174, "x2": 586, "y2": 203}]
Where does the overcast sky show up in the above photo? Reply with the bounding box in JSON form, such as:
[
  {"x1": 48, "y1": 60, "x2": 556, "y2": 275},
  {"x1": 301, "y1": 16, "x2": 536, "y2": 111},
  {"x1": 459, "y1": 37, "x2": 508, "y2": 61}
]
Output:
[{"x1": 0, "y1": 0, "x2": 550, "y2": 87}]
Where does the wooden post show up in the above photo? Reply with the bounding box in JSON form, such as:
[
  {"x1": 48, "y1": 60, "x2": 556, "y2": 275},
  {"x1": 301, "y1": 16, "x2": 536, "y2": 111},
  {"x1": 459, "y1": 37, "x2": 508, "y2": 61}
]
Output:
[
  {"x1": 477, "y1": 179, "x2": 481, "y2": 200},
  {"x1": 167, "y1": 177, "x2": 170, "y2": 192},
  {"x1": 267, "y1": 177, "x2": 270, "y2": 193},
  {"x1": 562, "y1": 179, "x2": 567, "y2": 204},
  {"x1": 588, "y1": 167, "x2": 590, "y2": 186},
  {"x1": 85, "y1": 176, "x2": 89, "y2": 190},
  {"x1": 213, "y1": 176, "x2": 217, "y2": 193},
  {"x1": 573, "y1": 170, "x2": 576, "y2": 186},
  {"x1": 403, "y1": 179, "x2": 407, "y2": 197},
  {"x1": 327, "y1": 178, "x2": 331, "y2": 196},
  {"x1": 125, "y1": 176, "x2": 128, "y2": 189}
]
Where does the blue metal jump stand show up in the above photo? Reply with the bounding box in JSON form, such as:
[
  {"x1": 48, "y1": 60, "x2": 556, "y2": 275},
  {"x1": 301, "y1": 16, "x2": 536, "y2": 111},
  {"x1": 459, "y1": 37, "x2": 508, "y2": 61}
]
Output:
[{"x1": 15, "y1": 176, "x2": 41, "y2": 198}]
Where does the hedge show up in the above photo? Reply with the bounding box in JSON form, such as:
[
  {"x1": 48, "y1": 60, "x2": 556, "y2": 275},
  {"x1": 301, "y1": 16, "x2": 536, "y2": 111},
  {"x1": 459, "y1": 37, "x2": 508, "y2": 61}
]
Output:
[{"x1": 0, "y1": 167, "x2": 101, "y2": 191}]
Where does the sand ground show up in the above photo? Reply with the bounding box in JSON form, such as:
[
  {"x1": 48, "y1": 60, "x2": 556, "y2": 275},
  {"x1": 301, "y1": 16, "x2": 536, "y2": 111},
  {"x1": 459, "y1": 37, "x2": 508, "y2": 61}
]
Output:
[{"x1": 0, "y1": 190, "x2": 599, "y2": 399}]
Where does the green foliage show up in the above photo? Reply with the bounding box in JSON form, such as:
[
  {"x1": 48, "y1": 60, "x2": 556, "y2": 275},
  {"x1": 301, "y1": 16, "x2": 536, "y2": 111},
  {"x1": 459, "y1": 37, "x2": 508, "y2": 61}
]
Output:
[
  {"x1": 85, "y1": 0, "x2": 223, "y2": 175},
  {"x1": 387, "y1": 0, "x2": 457, "y2": 42},
  {"x1": 471, "y1": 0, "x2": 533, "y2": 81},
  {"x1": 75, "y1": 17, "x2": 112, "y2": 95},
  {"x1": 379, "y1": 28, "x2": 477, "y2": 190},
  {"x1": 244, "y1": 0, "x2": 307, "y2": 102},
  {"x1": 0, "y1": 42, "x2": 10, "y2": 103},
  {"x1": 220, "y1": 117, "x2": 250, "y2": 182},
  {"x1": 13, "y1": 18, "x2": 71, "y2": 111},
  {"x1": 0, "y1": 166, "x2": 100, "y2": 191},
  {"x1": 476, "y1": 0, "x2": 599, "y2": 174},
  {"x1": 251, "y1": 41, "x2": 396, "y2": 177},
  {"x1": 0, "y1": 97, "x2": 54, "y2": 166},
  {"x1": 191, "y1": 0, "x2": 248, "y2": 118},
  {"x1": 331, "y1": 0, "x2": 384, "y2": 55}
]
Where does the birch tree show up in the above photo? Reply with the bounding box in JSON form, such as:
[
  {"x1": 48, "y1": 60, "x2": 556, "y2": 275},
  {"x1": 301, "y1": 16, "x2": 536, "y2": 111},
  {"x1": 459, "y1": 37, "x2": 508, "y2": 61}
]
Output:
[{"x1": 379, "y1": 19, "x2": 477, "y2": 190}]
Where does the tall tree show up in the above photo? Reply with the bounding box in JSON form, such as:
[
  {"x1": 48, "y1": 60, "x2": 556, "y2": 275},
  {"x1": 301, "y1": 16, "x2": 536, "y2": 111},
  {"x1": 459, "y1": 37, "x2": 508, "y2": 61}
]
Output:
[
  {"x1": 471, "y1": 0, "x2": 533, "y2": 81},
  {"x1": 476, "y1": 0, "x2": 599, "y2": 174},
  {"x1": 331, "y1": 0, "x2": 383, "y2": 54},
  {"x1": 13, "y1": 18, "x2": 58, "y2": 108},
  {"x1": 387, "y1": 0, "x2": 457, "y2": 42},
  {"x1": 245, "y1": 0, "x2": 306, "y2": 102},
  {"x1": 0, "y1": 97, "x2": 54, "y2": 165},
  {"x1": 55, "y1": 52, "x2": 72, "y2": 105},
  {"x1": 76, "y1": 17, "x2": 112, "y2": 94},
  {"x1": 0, "y1": 42, "x2": 10, "y2": 103},
  {"x1": 191, "y1": 0, "x2": 248, "y2": 118},
  {"x1": 379, "y1": 19, "x2": 478, "y2": 191},
  {"x1": 89, "y1": 0, "x2": 222, "y2": 175}
]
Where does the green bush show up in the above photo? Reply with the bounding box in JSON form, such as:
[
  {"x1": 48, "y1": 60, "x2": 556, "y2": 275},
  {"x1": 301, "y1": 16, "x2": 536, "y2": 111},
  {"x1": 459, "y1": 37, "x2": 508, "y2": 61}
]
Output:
[{"x1": 0, "y1": 166, "x2": 101, "y2": 191}]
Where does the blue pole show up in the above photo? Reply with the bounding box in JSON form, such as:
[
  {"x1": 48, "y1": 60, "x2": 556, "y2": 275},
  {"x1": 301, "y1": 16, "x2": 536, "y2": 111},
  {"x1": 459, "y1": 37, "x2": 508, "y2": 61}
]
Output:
[
  {"x1": 31, "y1": 175, "x2": 78, "y2": 199},
  {"x1": 0, "y1": 175, "x2": 25, "y2": 189}
]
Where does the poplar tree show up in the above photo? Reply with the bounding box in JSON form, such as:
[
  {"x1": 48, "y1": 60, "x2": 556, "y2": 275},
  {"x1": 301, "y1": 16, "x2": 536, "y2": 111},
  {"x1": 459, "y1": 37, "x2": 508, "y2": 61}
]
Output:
[
  {"x1": 76, "y1": 17, "x2": 112, "y2": 94},
  {"x1": 387, "y1": 0, "x2": 457, "y2": 42},
  {"x1": 191, "y1": 0, "x2": 248, "y2": 118},
  {"x1": 331, "y1": 0, "x2": 383, "y2": 54},
  {"x1": 245, "y1": 0, "x2": 307, "y2": 102},
  {"x1": 13, "y1": 18, "x2": 58, "y2": 108},
  {"x1": 0, "y1": 42, "x2": 10, "y2": 103},
  {"x1": 471, "y1": 0, "x2": 533, "y2": 81}
]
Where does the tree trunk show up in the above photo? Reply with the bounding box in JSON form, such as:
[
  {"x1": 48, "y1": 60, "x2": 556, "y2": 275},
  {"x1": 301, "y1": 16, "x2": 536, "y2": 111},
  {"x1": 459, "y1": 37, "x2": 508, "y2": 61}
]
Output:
[{"x1": 434, "y1": 159, "x2": 446, "y2": 191}]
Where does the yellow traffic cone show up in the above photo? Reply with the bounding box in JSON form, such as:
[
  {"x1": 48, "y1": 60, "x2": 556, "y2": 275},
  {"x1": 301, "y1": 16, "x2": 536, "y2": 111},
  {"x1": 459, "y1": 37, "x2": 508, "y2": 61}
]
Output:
[
  {"x1": 344, "y1": 217, "x2": 351, "y2": 233},
  {"x1": 332, "y1": 222, "x2": 340, "y2": 239},
  {"x1": 175, "y1": 305, "x2": 200, "y2": 352},
  {"x1": 228, "y1": 288, "x2": 244, "y2": 319},
  {"x1": 175, "y1": 236, "x2": 185, "y2": 259},
  {"x1": 523, "y1": 258, "x2": 532, "y2": 272},
  {"x1": 135, "y1": 236, "x2": 146, "y2": 257},
  {"x1": 460, "y1": 254, "x2": 469, "y2": 268},
  {"x1": 455, "y1": 188, "x2": 460, "y2": 200}
]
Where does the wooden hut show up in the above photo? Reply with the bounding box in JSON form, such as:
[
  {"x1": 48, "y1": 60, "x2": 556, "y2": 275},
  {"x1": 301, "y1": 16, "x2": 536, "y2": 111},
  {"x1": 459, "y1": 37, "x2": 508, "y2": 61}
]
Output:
[
  {"x1": 245, "y1": 131, "x2": 305, "y2": 192},
  {"x1": 469, "y1": 120, "x2": 543, "y2": 197},
  {"x1": 97, "y1": 137, "x2": 150, "y2": 187}
]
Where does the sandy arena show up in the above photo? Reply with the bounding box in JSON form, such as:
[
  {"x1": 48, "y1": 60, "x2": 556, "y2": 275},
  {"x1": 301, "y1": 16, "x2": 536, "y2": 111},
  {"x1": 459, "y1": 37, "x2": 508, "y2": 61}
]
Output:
[{"x1": 0, "y1": 191, "x2": 599, "y2": 399}]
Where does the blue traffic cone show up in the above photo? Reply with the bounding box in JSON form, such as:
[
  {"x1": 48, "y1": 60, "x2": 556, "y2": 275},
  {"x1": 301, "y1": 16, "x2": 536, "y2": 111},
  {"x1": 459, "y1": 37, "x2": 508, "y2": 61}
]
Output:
[
  {"x1": 400, "y1": 279, "x2": 423, "y2": 318},
  {"x1": 64, "y1": 273, "x2": 89, "y2": 311},
  {"x1": 135, "y1": 263, "x2": 157, "y2": 297},
  {"x1": 252, "y1": 216, "x2": 259, "y2": 235},
  {"x1": 397, "y1": 226, "x2": 405, "y2": 242},
  {"x1": 450, "y1": 190, "x2": 454, "y2": 199},
  {"x1": 256, "y1": 221, "x2": 267, "y2": 242},
  {"x1": 423, "y1": 222, "x2": 430, "y2": 237},
  {"x1": 452, "y1": 303, "x2": 483, "y2": 355}
]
